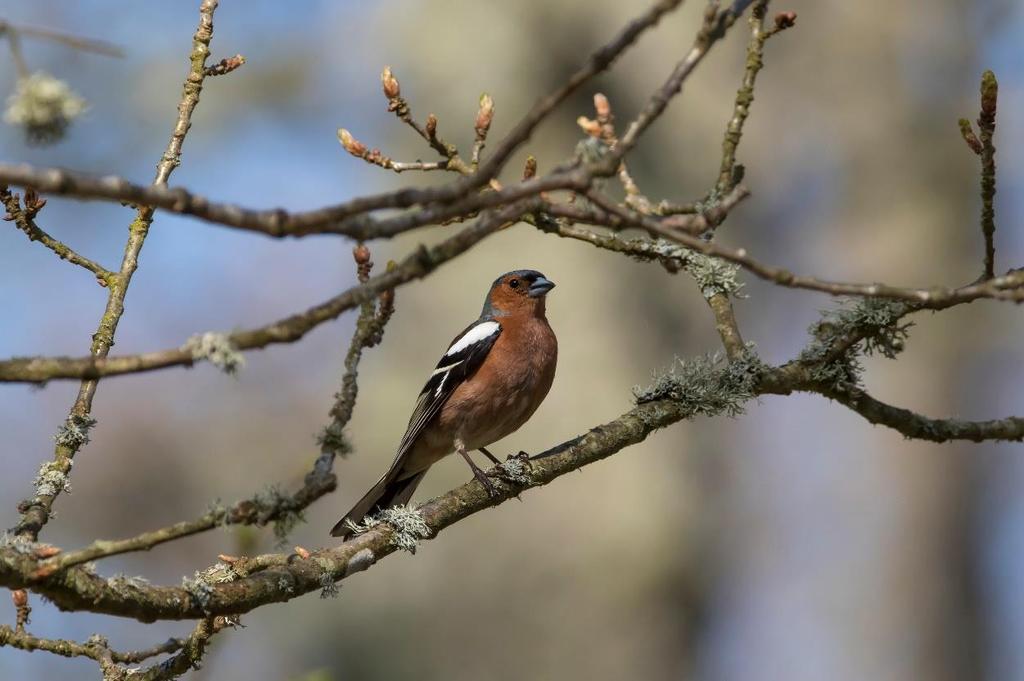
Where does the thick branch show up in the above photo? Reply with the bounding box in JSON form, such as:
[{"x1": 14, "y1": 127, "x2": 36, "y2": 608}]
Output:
[
  {"x1": 1, "y1": 357, "x2": 1019, "y2": 622},
  {"x1": 0, "y1": 397, "x2": 698, "y2": 621}
]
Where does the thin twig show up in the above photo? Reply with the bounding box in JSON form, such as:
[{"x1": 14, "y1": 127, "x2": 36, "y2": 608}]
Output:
[
  {"x1": 471, "y1": 0, "x2": 686, "y2": 186},
  {"x1": 977, "y1": 70, "x2": 998, "y2": 279},
  {"x1": 0, "y1": 624, "x2": 187, "y2": 664},
  {"x1": 578, "y1": 190, "x2": 1024, "y2": 306},
  {"x1": 3, "y1": 27, "x2": 29, "y2": 78},
  {"x1": 1, "y1": 187, "x2": 114, "y2": 282},
  {"x1": 609, "y1": 1, "x2": 755, "y2": 167},
  {"x1": 0, "y1": 21, "x2": 123, "y2": 58},
  {"x1": 715, "y1": 1, "x2": 794, "y2": 192}
]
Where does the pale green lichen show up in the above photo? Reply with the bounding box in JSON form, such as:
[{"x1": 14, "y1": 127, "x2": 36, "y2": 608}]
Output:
[
  {"x1": 110, "y1": 573, "x2": 152, "y2": 590},
  {"x1": 316, "y1": 422, "x2": 353, "y2": 458},
  {"x1": 574, "y1": 136, "x2": 612, "y2": 165},
  {"x1": 182, "y1": 562, "x2": 238, "y2": 612},
  {"x1": 634, "y1": 345, "x2": 763, "y2": 417},
  {"x1": 0, "y1": 532, "x2": 37, "y2": 554},
  {"x1": 54, "y1": 413, "x2": 97, "y2": 449},
  {"x1": 182, "y1": 332, "x2": 245, "y2": 375},
  {"x1": 497, "y1": 456, "x2": 532, "y2": 484},
  {"x1": 684, "y1": 252, "x2": 744, "y2": 299},
  {"x1": 4, "y1": 72, "x2": 87, "y2": 145},
  {"x1": 799, "y1": 298, "x2": 913, "y2": 393},
  {"x1": 344, "y1": 505, "x2": 432, "y2": 554},
  {"x1": 318, "y1": 572, "x2": 339, "y2": 599},
  {"x1": 252, "y1": 485, "x2": 305, "y2": 544},
  {"x1": 33, "y1": 460, "x2": 71, "y2": 497}
]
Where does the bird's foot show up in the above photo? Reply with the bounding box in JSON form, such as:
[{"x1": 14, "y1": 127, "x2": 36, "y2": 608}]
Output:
[{"x1": 472, "y1": 465, "x2": 501, "y2": 497}]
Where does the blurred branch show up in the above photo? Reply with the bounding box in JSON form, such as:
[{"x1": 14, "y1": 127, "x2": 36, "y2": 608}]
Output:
[
  {"x1": 11, "y1": 0, "x2": 221, "y2": 542},
  {"x1": 2, "y1": 25, "x2": 29, "y2": 78},
  {"x1": 0, "y1": 20, "x2": 123, "y2": 58}
]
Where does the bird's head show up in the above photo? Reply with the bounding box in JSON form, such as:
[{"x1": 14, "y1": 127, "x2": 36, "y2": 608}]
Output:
[{"x1": 482, "y1": 269, "x2": 555, "y2": 318}]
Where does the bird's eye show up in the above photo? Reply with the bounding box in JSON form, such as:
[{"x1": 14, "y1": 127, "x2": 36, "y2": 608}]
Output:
[{"x1": 508, "y1": 279, "x2": 520, "y2": 289}]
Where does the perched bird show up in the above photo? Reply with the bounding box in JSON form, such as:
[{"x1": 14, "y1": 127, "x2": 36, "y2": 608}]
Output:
[{"x1": 331, "y1": 269, "x2": 558, "y2": 538}]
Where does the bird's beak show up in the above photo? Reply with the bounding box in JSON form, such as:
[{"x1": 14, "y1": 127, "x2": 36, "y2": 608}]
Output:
[{"x1": 528, "y1": 276, "x2": 555, "y2": 298}]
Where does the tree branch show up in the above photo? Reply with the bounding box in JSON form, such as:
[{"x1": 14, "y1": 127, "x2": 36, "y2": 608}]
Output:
[
  {"x1": 567, "y1": 192, "x2": 1024, "y2": 306},
  {"x1": 3, "y1": 349, "x2": 1017, "y2": 623},
  {"x1": 1, "y1": 186, "x2": 114, "y2": 282},
  {"x1": 31, "y1": 248, "x2": 398, "y2": 576},
  {"x1": 0, "y1": 395, "x2": 709, "y2": 621},
  {"x1": 11, "y1": 0, "x2": 221, "y2": 542},
  {"x1": 0, "y1": 20, "x2": 123, "y2": 58},
  {"x1": 977, "y1": 70, "x2": 998, "y2": 279},
  {"x1": 0, "y1": 202, "x2": 527, "y2": 384},
  {"x1": 828, "y1": 388, "x2": 1024, "y2": 443}
]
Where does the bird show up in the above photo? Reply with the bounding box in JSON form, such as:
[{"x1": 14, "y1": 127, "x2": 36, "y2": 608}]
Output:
[{"x1": 331, "y1": 269, "x2": 558, "y2": 538}]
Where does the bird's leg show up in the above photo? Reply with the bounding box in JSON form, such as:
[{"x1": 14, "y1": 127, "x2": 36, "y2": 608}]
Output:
[
  {"x1": 456, "y1": 438, "x2": 499, "y2": 497},
  {"x1": 477, "y1": 446, "x2": 501, "y2": 466}
]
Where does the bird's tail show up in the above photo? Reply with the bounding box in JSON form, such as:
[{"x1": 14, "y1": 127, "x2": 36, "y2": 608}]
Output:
[{"x1": 330, "y1": 470, "x2": 427, "y2": 538}]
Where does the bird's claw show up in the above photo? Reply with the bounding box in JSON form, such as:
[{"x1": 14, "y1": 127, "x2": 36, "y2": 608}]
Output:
[{"x1": 473, "y1": 467, "x2": 501, "y2": 497}]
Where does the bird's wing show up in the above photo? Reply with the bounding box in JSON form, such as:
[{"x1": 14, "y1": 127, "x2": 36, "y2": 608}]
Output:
[{"x1": 389, "y1": 318, "x2": 502, "y2": 470}]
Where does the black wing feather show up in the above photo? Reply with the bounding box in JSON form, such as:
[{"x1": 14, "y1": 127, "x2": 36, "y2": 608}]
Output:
[{"x1": 389, "y1": 319, "x2": 501, "y2": 469}]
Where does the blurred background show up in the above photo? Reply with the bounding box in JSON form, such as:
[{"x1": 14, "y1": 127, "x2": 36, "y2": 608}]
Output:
[{"x1": 1, "y1": 1, "x2": 1023, "y2": 679}]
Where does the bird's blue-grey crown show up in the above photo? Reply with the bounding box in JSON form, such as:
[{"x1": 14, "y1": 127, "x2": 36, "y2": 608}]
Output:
[{"x1": 481, "y1": 269, "x2": 555, "y2": 316}]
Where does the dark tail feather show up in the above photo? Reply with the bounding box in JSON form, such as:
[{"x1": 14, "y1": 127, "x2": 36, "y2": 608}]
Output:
[{"x1": 330, "y1": 470, "x2": 427, "y2": 538}]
